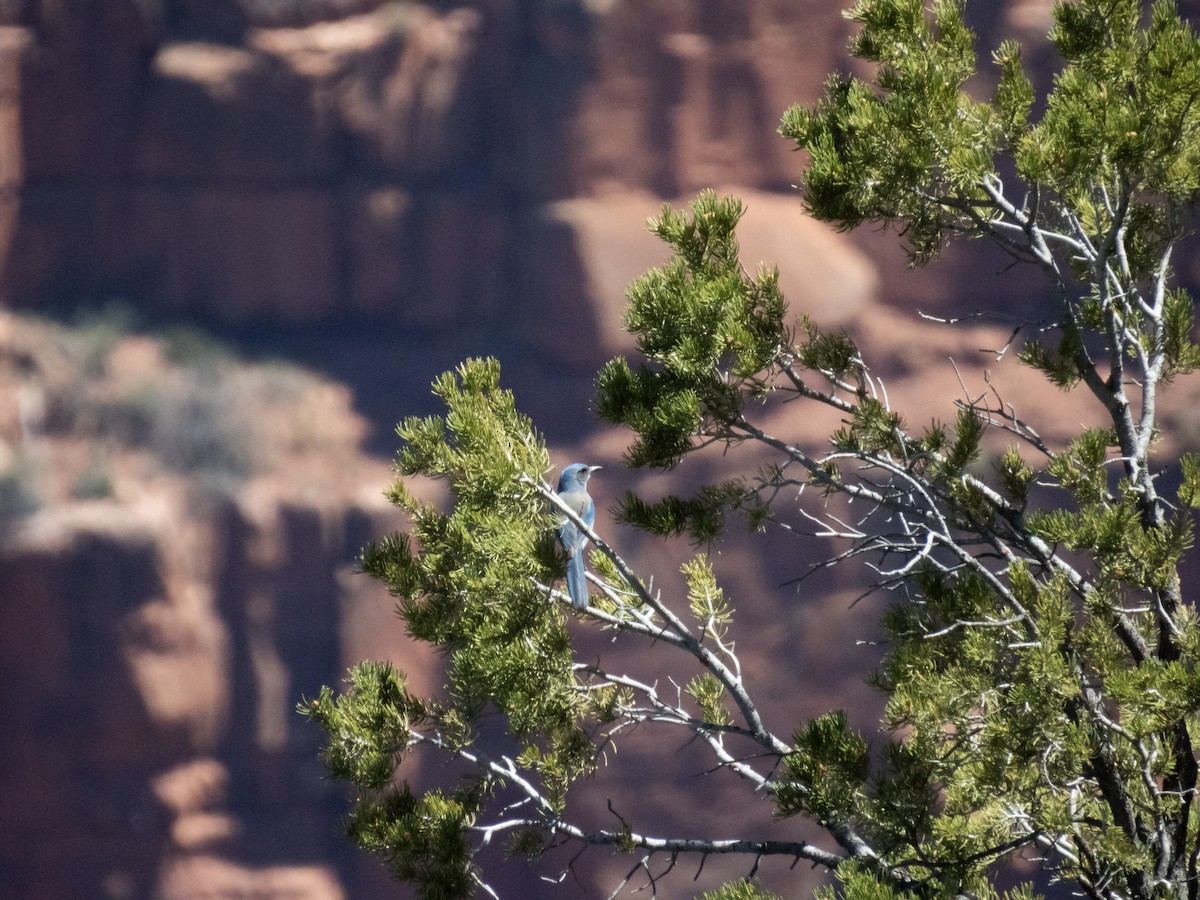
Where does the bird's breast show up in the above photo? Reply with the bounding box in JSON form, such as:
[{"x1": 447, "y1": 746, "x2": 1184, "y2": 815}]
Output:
[{"x1": 558, "y1": 490, "x2": 590, "y2": 517}]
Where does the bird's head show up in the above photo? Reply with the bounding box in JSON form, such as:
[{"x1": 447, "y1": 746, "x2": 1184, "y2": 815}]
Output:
[{"x1": 558, "y1": 463, "x2": 600, "y2": 490}]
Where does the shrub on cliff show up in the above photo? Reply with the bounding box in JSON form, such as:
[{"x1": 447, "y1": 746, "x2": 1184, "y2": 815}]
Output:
[{"x1": 306, "y1": 2, "x2": 1200, "y2": 897}]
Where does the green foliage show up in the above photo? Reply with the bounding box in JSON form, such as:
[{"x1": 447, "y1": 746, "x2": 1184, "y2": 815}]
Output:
[
  {"x1": 780, "y1": 0, "x2": 999, "y2": 260},
  {"x1": 785, "y1": 0, "x2": 1200, "y2": 266},
  {"x1": 994, "y1": 444, "x2": 1034, "y2": 504},
  {"x1": 304, "y1": 663, "x2": 425, "y2": 790},
  {"x1": 307, "y1": 360, "x2": 611, "y2": 896},
  {"x1": 345, "y1": 785, "x2": 479, "y2": 899},
  {"x1": 682, "y1": 554, "x2": 733, "y2": 640},
  {"x1": 377, "y1": 360, "x2": 589, "y2": 744},
  {"x1": 776, "y1": 711, "x2": 870, "y2": 824},
  {"x1": 302, "y1": 667, "x2": 484, "y2": 897},
  {"x1": 616, "y1": 479, "x2": 756, "y2": 542},
  {"x1": 1031, "y1": 0, "x2": 1200, "y2": 200},
  {"x1": 993, "y1": 40, "x2": 1034, "y2": 143},
  {"x1": 700, "y1": 880, "x2": 784, "y2": 900},
  {"x1": 1017, "y1": 327, "x2": 1085, "y2": 389},
  {"x1": 813, "y1": 863, "x2": 902, "y2": 900},
  {"x1": 1179, "y1": 453, "x2": 1200, "y2": 507},
  {"x1": 816, "y1": 863, "x2": 1041, "y2": 899},
  {"x1": 1160, "y1": 288, "x2": 1200, "y2": 382},
  {"x1": 686, "y1": 672, "x2": 732, "y2": 728},
  {"x1": 941, "y1": 406, "x2": 984, "y2": 479},
  {"x1": 831, "y1": 398, "x2": 906, "y2": 456},
  {"x1": 1046, "y1": 427, "x2": 1117, "y2": 504},
  {"x1": 796, "y1": 316, "x2": 862, "y2": 382},
  {"x1": 596, "y1": 190, "x2": 789, "y2": 469},
  {"x1": 310, "y1": 2, "x2": 1200, "y2": 897}
]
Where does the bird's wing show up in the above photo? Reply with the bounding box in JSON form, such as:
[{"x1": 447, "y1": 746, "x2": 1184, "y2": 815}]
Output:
[
  {"x1": 557, "y1": 489, "x2": 594, "y2": 555},
  {"x1": 557, "y1": 519, "x2": 583, "y2": 556}
]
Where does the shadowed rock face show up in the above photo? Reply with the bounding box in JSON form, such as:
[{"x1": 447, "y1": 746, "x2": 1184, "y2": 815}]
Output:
[
  {"x1": 5, "y1": 1, "x2": 1200, "y2": 898},
  {"x1": 0, "y1": 0, "x2": 1138, "y2": 364},
  {"x1": 0, "y1": 2, "x2": 875, "y2": 342},
  {"x1": 0, "y1": 311, "x2": 407, "y2": 898},
  {"x1": 0, "y1": 488, "x2": 402, "y2": 898}
]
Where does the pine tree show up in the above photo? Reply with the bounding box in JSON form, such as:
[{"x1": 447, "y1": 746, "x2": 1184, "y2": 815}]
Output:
[{"x1": 304, "y1": 2, "x2": 1200, "y2": 897}]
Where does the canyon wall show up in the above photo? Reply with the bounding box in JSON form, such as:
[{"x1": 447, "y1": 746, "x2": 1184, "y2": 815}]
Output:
[{"x1": 0, "y1": 1, "x2": 1062, "y2": 357}]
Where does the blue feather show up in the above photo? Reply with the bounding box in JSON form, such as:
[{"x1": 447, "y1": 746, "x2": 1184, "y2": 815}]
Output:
[{"x1": 555, "y1": 463, "x2": 599, "y2": 610}]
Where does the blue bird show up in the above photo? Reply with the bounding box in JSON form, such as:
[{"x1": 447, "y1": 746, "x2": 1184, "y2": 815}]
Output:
[{"x1": 556, "y1": 463, "x2": 600, "y2": 609}]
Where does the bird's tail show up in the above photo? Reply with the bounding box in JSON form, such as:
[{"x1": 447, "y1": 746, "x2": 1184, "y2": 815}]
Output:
[{"x1": 566, "y1": 550, "x2": 589, "y2": 609}]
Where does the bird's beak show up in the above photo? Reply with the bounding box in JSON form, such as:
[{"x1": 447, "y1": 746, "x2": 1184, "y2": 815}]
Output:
[{"x1": 588, "y1": 465, "x2": 602, "y2": 473}]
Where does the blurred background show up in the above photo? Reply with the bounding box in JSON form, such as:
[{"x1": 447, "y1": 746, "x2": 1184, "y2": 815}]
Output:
[{"x1": 4, "y1": 1, "x2": 1200, "y2": 898}]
